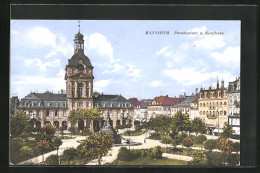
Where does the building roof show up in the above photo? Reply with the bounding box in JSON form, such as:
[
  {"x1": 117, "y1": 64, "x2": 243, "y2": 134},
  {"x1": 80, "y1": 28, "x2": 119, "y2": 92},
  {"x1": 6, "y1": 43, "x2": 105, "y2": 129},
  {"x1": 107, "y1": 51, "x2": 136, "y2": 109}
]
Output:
[
  {"x1": 128, "y1": 98, "x2": 140, "y2": 107},
  {"x1": 149, "y1": 95, "x2": 184, "y2": 106},
  {"x1": 68, "y1": 51, "x2": 93, "y2": 68},
  {"x1": 93, "y1": 93, "x2": 129, "y2": 103},
  {"x1": 22, "y1": 92, "x2": 67, "y2": 101},
  {"x1": 139, "y1": 99, "x2": 152, "y2": 109},
  {"x1": 19, "y1": 91, "x2": 67, "y2": 109},
  {"x1": 173, "y1": 95, "x2": 199, "y2": 108}
]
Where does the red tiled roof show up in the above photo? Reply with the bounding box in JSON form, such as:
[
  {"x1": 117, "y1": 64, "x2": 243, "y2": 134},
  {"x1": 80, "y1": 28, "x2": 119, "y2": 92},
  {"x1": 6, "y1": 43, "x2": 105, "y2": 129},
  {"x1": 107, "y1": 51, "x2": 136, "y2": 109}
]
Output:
[
  {"x1": 128, "y1": 98, "x2": 140, "y2": 107},
  {"x1": 150, "y1": 96, "x2": 184, "y2": 106}
]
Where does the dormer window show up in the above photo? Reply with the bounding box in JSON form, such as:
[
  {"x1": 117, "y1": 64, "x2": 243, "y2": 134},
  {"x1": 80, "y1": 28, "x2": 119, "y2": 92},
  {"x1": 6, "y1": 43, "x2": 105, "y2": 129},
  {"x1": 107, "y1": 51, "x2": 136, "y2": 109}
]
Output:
[{"x1": 79, "y1": 60, "x2": 83, "y2": 64}]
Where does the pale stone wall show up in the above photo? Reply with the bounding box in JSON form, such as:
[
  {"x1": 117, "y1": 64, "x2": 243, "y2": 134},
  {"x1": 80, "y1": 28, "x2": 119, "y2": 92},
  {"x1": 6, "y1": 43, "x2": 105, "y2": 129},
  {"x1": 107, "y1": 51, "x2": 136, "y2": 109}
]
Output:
[{"x1": 198, "y1": 89, "x2": 228, "y2": 129}]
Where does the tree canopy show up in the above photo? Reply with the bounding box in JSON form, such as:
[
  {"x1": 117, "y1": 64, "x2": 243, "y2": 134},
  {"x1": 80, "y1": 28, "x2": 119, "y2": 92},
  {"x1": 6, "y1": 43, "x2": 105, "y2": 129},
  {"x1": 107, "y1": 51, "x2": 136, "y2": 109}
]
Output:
[
  {"x1": 10, "y1": 110, "x2": 31, "y2": 137},
  {"x1": 68, "y1": 108, "x2": 103, "y2": 123},
  {"x1": 79, "y1": 132, "x2": 113, "y2": 165},
  {"x1": 192, "y1": 117, "x2": 207, "y2": 135}
]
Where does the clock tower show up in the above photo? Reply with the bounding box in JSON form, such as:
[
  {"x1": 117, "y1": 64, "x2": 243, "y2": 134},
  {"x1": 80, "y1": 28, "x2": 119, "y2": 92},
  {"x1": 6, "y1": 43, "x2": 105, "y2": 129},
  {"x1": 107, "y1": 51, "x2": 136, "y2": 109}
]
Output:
[{"x1": 65, "y1": 24, "x2": 94, "y2": 111}]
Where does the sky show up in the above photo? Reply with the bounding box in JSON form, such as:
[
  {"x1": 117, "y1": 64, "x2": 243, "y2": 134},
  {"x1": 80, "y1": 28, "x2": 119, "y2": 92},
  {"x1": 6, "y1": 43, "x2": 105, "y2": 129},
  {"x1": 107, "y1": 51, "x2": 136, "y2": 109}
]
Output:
[{"x1": 10, "y1": 20, "x2": 240, "y2": 100}]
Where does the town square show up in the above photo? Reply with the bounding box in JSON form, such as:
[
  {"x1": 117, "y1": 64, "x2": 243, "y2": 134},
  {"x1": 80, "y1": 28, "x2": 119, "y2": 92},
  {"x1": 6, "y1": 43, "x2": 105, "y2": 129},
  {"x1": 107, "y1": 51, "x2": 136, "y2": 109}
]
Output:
[{"x1": 10, "y1": 20, "x2": 240, "y2": 166}]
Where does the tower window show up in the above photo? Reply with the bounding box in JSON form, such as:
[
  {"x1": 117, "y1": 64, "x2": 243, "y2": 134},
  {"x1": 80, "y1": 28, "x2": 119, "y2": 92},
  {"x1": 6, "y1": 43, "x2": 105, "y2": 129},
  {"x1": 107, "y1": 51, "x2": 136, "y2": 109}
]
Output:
[{"x1": 78, "y1": 82, "x2": 83, "y2": 97}]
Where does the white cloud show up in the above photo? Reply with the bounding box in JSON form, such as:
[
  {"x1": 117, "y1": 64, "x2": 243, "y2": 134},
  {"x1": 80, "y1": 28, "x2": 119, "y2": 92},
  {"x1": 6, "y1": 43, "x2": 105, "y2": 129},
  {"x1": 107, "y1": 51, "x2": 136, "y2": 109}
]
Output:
[
  {"x1": 156, "y1": 47, "x2": 168, "y2": 55},
  {"x1": 103, "y1": 63, "x2": 125, "y2": 74},
  {"x1": 11, "y1": 74, "x2": 66, "y2": 97},
  {"x1": 94, "y1": 79, "x2": 112, "y2": 88},
  {"x1": 24, "y1": 58, "x2": 60, "y2": 71},
  {"x1": 211, "y1": 47, "x2": 240, "y2": 67},
  {"x1": 87, "y1": 33, "x2": 117, "y2": 63},
  {"x1": 55, "y1": 35, "x2": 74, "y2": 56},
  {"x1": 163, "y1": 68, "x2": 235, "y2": 86},
  {"x1": 46, "y1": 51, "x2": 57, "y2": 58},
  {"x1": 194, "y1": 34, "x2": 225, "y2": 50},
  {"x1": 187, "y1": 26, "x2": 207, "y2": 38},
  {"x1": 150, "y1": 80, "x2": 163, "y2": 87},
  {"x1": 29, "y1": 27, "x2": 56, "y2": 47},
  {"x1": 127, "y1": 64, "x2": 141, "y2": 77}
]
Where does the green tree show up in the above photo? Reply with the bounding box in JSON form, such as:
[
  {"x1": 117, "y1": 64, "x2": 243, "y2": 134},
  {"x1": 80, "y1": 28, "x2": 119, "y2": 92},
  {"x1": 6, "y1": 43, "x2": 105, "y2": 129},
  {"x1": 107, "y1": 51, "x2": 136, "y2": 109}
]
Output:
[
  {"x1": 204, "y1": 139, "x2": 217, "y2": 151},
  {"x1": 192, "y1": 117, "x2": 207, "y2": 136},
  {"x1": 45, "y1": 154, "x2": 59, "y2": 165},
  {"x1": 62, "y1": 148, "x2": 77, "y2": 165},
  {"x1": 172, "y1": 111, "x2": 192, "y2": 134},
  {"x1": 10, "y1": 110, "x2": 31, "y2": 137},
  {"x1": 232, "y1": 142, "x2": 240, "y2": 154},
  {"x1": 68, "y1": 108, "x2": 103, "y2": 128},
  {"x1": 52, "y1": 137, "x2": 62, "y2": 156},
  {"x1": 177, "y1": 132, "x2": 188, "y2": 148},
  {"x1": 79, "y1": 132, "x2": 113, "y2": 165},
  {"x1": 20, "y1": 146, "x2": 33, "y2": 160},
  {"x1": 10, "y1": 137, "x2": 26, "y2": 163},
  {"x1": 206, "y1": 152, "x2": 226, "y2": 166},
  {"x1": 217, "y1": 138, "x2": 233, "y2": 155},
  {"x1": 161, "y1": 135, "x2": 172, "y2": 151},
  {"x1": 36, "y1": 140, "x2": 51, "y2": 162},
  {"x1": 59, "y1": 127, "x2": 65, "y2": 139},
  {"x1": 195, "y1": 135, "x2": 207, "y2": 149},
  {"x1": 148, "y1": 115, "x2": 172, "y2": 134},
  {"x1": 221, "y1": 122, "x2": 234, "y2": 139},
  {"x1": 182, "y1": 137, "x2": 194, "y2": 148},
  {"x1": 190, "y1": 151, "x2": 207, "y2": 165}
]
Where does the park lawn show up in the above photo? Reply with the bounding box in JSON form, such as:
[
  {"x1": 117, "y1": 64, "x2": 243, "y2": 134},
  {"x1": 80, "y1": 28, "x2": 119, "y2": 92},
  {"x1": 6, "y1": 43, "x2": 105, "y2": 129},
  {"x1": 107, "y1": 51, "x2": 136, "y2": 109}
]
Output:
[{"x1": 110, "y1": 157, "x2": 189, "y2": 165}]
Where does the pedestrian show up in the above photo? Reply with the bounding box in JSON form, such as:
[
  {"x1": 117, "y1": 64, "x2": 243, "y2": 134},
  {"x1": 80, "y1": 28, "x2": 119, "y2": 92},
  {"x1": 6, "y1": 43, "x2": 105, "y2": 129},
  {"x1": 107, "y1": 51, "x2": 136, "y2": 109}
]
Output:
[{"x1": 144, "y1": 137, "x2": 146, "y2": 143}]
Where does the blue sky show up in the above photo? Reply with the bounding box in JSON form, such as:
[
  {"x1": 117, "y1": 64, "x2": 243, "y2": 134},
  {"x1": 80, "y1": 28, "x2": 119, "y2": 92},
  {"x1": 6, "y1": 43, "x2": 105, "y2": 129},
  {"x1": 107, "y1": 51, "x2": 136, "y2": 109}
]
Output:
[{"x1": 11, "y1": 20, "x2": 240, "y2": 99}]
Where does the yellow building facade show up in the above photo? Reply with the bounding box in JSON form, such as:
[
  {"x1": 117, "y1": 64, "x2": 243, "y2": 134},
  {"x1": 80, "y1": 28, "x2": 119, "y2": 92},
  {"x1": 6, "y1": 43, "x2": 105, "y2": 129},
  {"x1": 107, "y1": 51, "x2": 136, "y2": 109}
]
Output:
[{"x1": 198, "y1": 80, "x2": 228, "y2": 129}]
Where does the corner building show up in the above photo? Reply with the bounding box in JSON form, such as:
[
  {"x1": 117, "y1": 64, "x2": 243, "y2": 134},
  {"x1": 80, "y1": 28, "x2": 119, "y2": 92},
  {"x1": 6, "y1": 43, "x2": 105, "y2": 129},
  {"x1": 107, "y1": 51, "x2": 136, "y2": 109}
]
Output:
[{"x1": 198, "y1": 79, "x2": 228, "y2": 130}]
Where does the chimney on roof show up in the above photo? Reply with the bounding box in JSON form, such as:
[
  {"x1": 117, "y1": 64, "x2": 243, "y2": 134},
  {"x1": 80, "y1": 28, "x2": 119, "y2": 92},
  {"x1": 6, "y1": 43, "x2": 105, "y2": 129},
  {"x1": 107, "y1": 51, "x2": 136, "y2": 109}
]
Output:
[
  {"x1": 195, "y1": 88, "x2": 198, "y2": 94},
  {"x1": 184, "y1": 92, "x2": 186, "y2": 97},
  {"x1": 61, "y1": 89, "x2": 64, "y2": 94}
]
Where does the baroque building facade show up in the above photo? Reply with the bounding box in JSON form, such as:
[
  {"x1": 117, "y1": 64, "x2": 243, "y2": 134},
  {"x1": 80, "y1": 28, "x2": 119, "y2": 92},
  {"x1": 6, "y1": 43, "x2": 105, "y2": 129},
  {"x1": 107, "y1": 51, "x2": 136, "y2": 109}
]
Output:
[
  {"x1": 16, "y1": 26, "x2": 134, "y2": 130},
  {"x1": 129, "y1": 98, "x2": 152, "y2": 122},
  {"x1": 227, "y1": 77, "x2": 240, "y2": 138},
  {"x1": 198, "y1": 79, "x2": 228, "y2": 130}
]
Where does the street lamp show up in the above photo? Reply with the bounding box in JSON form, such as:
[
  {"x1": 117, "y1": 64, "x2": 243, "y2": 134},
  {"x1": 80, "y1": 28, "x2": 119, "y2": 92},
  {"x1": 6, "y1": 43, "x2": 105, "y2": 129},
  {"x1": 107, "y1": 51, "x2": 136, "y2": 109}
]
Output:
[{"x1": 216, "y1": 107, "x2": 223, "y2": 136}]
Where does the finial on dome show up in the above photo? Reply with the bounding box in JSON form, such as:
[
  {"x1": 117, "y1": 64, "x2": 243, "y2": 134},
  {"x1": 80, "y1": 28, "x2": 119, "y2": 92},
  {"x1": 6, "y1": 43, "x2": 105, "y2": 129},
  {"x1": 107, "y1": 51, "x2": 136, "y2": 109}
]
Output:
[{"x1": 78, "y1": 20, "x2": 81, "y2": 32}]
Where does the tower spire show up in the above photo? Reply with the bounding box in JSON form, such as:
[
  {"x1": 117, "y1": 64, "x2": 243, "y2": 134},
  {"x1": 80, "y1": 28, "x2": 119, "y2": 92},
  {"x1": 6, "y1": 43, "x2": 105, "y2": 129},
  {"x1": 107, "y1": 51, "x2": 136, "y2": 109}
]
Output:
[{"x1": 78, "y1": 20, "x2": 81, "y2": 32}]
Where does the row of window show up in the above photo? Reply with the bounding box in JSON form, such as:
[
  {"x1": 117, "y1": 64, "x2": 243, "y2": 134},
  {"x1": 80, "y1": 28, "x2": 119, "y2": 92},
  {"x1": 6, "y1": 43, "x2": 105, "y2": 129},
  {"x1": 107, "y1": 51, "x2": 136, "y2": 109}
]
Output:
[
  {"x1": 71, "y1": 82, "x2": 91, "y2": 97},
  {"x1": 200, "y1": 91, "x2": 227, "y2": 98},
  {"x1": 199, "y1": 102, "x2": 226, "y2": 108},
  {"x1": 199, "y1": 110, "x2": 227, "y2": 116},
  {"x1": 72, "y1": 102, "x2": 90, "y2": 108},
  {"x1": 23, "y1": 102, "x2": 67, "y2": 107},
  {"x1": 28, "y1": 110, "x2": 67, "y2": 117},
  {"x1": 95, "y1": 103, "x2": 132, "y2": 108}
]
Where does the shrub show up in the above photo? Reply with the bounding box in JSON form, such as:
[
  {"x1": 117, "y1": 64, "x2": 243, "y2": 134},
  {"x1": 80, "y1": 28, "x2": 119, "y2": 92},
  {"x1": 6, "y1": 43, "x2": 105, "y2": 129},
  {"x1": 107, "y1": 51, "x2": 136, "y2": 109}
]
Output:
[
  {"x1": 232, "y1": 142, "x2": 240, "y2": 153},
  {"x1": 161, "y1": 135, "x2": 172, "y2": 144},
  {"x1": 117, "y1": 147, "x2": 132, "y2": 161},
  {"x1": 206, "y1": 151, "x2": 226, "y2": 166},
  {"x1": 182, "y1": 137, "x2": 194, "y2": 148},
  {"x1": 195, "y1": 135, "x2": 207, "y2": 144},
  {"x1": 190, "y1": 151, "x2": 207, "y2": 165},
  {"x1": 149, "y1": 146, "x2": 163, "y2": 159},
  {"x1": 135, "y1": 124, "x2": 142, "y2": 132},
  {"x1": 226, "y1": 154, "x2": 240, "y2": 166},
  {"x1": 189, "y1": 134, "x2": 196, "y2": 141},
  {"x1": 45, "y1": 154, "x2": 59, "y2": 165},
  {"x1": 204, "y1": 139, "x2": 217, "y2": 151},
  {"x1": 148, "y1": 132, "x2": 161, "y2": 140},
  {"x1": 217, "y1": 138, "x2": 233, "y2": 155}
]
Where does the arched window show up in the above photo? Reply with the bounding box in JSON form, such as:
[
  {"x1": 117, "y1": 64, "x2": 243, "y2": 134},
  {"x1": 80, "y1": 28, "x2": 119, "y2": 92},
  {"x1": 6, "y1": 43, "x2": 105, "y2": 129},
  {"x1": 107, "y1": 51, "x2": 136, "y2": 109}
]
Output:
[
  {"x1": 78, "y1": 82, "x2": 83, "y2": 97},
  {"x1": 72, "y1": 82, "x2": 75, "y2": 97}
]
